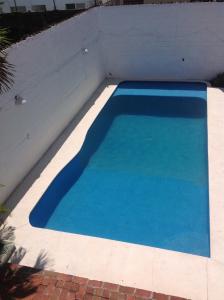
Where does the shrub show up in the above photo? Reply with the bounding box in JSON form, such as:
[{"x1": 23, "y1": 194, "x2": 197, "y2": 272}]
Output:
[{"x1": 210, "y1": 72, "x2": 224, "y2": 88}]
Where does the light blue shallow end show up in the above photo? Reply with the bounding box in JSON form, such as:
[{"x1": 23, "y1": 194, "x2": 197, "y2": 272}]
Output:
[{"x1": 46, "y1": 170, "x2": 209, "y2": 256}]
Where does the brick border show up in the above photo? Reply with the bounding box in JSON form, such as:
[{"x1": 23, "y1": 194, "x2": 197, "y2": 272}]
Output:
[{"x1": 0, "y1": 264, "x2": 190, "y2": 300}]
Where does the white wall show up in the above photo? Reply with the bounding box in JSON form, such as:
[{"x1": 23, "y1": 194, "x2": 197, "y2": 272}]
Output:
[
  {"x1": 1, "y1": 3, "x2": 224, "y2": 204},
  {"x1": 97, "y1": 3, "x2": 224, "y2": 81},
  {"x1": 0, "y1": 9, "x2": 105, "y2": 203}
]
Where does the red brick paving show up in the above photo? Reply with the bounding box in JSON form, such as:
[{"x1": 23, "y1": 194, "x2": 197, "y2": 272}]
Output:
[{"x1": 0, "y1": 264, "x2": 190, "y2": 300}]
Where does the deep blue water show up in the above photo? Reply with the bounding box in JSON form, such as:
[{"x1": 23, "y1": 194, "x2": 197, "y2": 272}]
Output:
[{"x1": 30, "y1": 81, "x2": 210, "y2": 257}]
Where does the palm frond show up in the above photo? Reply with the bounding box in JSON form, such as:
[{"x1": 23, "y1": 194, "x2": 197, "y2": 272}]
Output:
[
  {"x1": 0, "y1": 224, "x2": 15, "y2": 243},
  {"x1": 0, "y1": 205, "x2": 7, "y2": 213},
  {"x1": 0, "y1": 28, "x2": 14, "y2": 94}
]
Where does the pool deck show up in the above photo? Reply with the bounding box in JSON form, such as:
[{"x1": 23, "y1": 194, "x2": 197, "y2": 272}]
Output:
[{"x1": 4, "y1": 80, "x2": 224, "y2": 300}]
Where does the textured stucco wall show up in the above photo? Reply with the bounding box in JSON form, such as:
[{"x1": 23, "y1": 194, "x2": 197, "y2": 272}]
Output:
[
  {"x1": 98, "y1": 3, "x2": 224, "y2": 81},
  {"x1": 0, "y1": 9, "x2": 105, "y2": 203}
]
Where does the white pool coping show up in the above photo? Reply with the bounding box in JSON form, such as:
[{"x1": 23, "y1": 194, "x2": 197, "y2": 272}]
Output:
[{"x1": 5, "y1": 80, "x2": 224, "y2": 300}]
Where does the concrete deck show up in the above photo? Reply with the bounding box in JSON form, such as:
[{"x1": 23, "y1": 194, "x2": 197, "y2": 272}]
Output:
[{"x1": 4, "y1": 80, "x2": 224, "y2": 300}]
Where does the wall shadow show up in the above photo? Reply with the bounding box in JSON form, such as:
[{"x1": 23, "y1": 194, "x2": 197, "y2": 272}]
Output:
[
  {"x1": 118, "y1": 80, "x2": 207, "y2": 92},
  {"x1": 2, "y1": 79, "x2": 110, "y2": 223}
]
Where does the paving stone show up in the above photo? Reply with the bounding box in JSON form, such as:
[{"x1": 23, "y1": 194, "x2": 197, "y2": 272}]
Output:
[
  {"x1": 59, "y1": 288, "x2": 69, "y2": 299},
  {"x1": 110, "y1": 291, "x2": 120, "y2": 300},
  {"x1": 126, "y1": 295, "x2": 136, "y2": 300},
  {"x1": 153, "y1": 293, "x2": 169, "y2": 300},
  {"x1": 102, "y1": 288, "x2": 110, "y2": 298},
  {"x1": 76, "y1": 286, "x2": 86, "y2": 299},
  {"x1": 64, "y1": 281, "x2": 79, "y2": 292},
  {"x1": 119, "y1": 286, "x2": 135, "y2": 295},
  {"x1": 88, "y1": 280, "x2": 103, "y2": 288},
  {"x1": 135, "y1": 289, "x2": 153, "y2": 298},
  {"x1": 0, "y1": 264, "x2": 190, "y2": 300},
  {"x1": 56, "y1": 273, "x2": 73, "y2": 282},
  {"x1": 84, "y1": 294, "x2": 94, "y2": 300},
  {"x1": 42, "y1": 276, "x2": 57, "y2": 286},
  {"x1": 73, "y1": 276, "x2": 88, "y2": 285},
  {"x1": 56, "y1": 279, "x2": 65, "y2": 288},
  {"x1": 103, "y1": 282, "x2": 119, "y2": 291}
]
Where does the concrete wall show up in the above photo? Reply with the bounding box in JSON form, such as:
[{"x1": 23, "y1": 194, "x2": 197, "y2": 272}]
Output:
[
  {"x1": 1, "y1": 3, "x2": 224, "y2": 204},
  {"x1": 98, "y1": 3, "x2": 224, "y2": 81},
  {"x1": 0, "y1": 9, "x2": 105, "y2": 203}
]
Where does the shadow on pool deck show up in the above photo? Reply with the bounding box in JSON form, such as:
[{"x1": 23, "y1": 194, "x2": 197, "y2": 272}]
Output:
[
  {"x1": 2, "y1": 79, "x2": 114, "y2": 223},
  {"x1": 0, "y1": 249, "x2": 52, "y2": 300}
]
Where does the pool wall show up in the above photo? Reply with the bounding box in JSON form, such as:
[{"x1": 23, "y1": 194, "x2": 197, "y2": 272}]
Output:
[
  {"x1": 1, "y1": 3, "x2": 224, "y2": 204},
  {"x1": 98, "y1": 3, "x2": 224, "y2": 81},
  {"x1": 29, "y1": 81, "x2": 210, "y2": 257}
]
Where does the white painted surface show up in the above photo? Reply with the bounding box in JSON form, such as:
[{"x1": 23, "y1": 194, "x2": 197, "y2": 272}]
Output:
[
  {"x1": 2, "y1": 3, "x2": 224, "y2": 203},
  {"x1": 5, "y1": 83, "x2": 224, "y2": 300},
  {"x1": 208, "y1": 260, "x2": 224, "y2": 300},
  {"x1": 207, "y1": 87, "x2": 224, "y2": 264},
  {"x1": 97, "y1": 3, "x2": 224, "y2": 81},
  {"x1": 0, "y1": 9, "x2": 105, "y2": 203}
]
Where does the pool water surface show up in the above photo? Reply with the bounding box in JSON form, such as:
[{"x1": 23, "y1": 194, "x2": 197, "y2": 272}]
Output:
[{"x1": 30, "y1": 81, "x2": 210, "y2": 257}]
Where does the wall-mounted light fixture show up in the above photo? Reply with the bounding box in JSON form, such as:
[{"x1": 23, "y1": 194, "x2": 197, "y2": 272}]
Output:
[
  {"x1": 82, "y1": 48, "x2": 89, "y2": 54},
  {"x1": 15, "y1": 95, "x2": 27, "y2": 105}
]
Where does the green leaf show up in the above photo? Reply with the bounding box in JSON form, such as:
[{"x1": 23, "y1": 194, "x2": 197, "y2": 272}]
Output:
[
  {"x1": 0, "y1": 205, "x2": 7, "y2": 214},
  {"x1": 0, "y1": 28, "x2": 14, "y2": 94}
]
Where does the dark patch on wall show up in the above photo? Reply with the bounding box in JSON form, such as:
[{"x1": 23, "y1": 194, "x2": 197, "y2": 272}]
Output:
[{"x1": 0, "y1": 10, "x2": 85, "y2": 45}]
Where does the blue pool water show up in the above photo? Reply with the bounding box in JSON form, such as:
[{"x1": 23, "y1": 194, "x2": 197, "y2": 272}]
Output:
[{"x1": 30, "y1": 81, "x2": 210, "y2": 257}]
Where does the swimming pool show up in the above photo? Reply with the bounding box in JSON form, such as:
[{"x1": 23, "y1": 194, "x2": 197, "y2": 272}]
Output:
[{"x1": 30, "y1": 81, "x2": 210, "y2": 257}]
